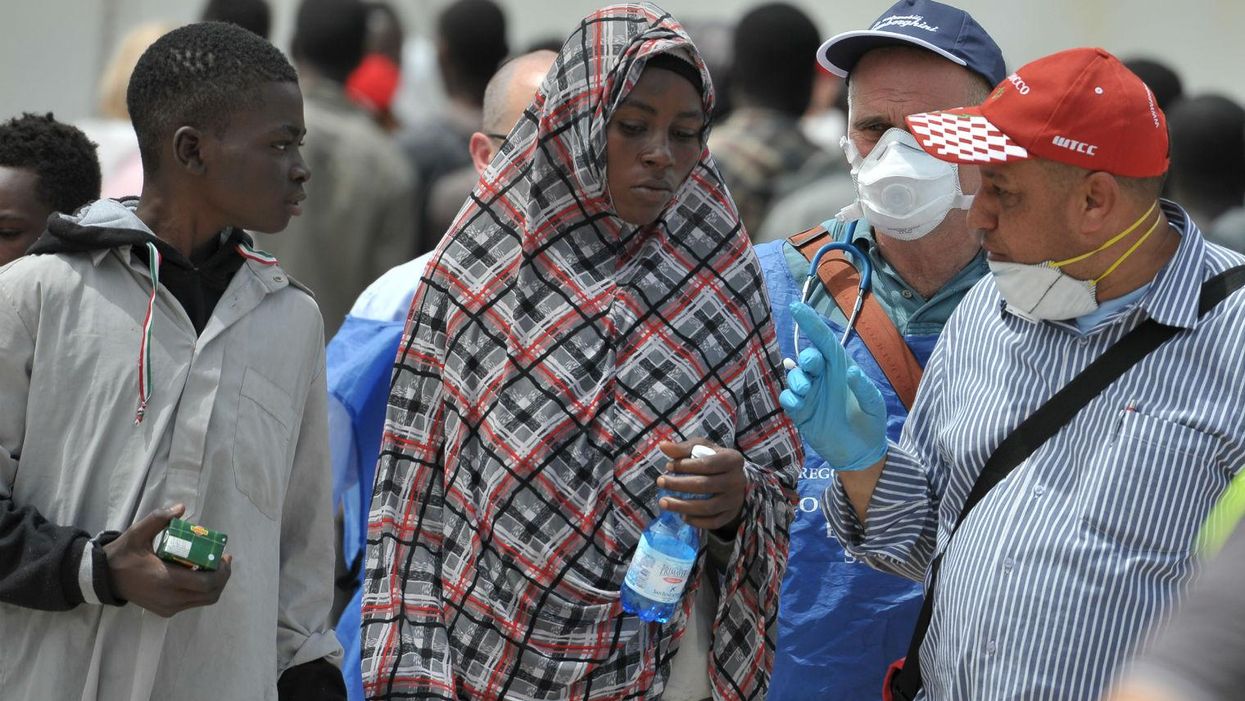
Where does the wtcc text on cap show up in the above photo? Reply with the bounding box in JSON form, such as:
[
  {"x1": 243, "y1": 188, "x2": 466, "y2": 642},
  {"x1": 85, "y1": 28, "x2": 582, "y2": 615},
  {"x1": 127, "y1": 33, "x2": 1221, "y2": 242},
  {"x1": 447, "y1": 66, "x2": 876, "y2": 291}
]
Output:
[{"x1": 1052, "y1": 135, "x2": 1097, "y2": 156}]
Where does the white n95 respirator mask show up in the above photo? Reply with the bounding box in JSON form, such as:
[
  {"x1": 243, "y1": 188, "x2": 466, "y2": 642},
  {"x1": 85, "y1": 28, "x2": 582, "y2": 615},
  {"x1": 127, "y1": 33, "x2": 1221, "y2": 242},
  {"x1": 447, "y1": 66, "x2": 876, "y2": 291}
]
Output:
[
  {"x1": 837, "y1": 127, "x2": 974, "y2": 241},
  {"x1": 988, "y1": 202, "x2": 1162, "y2": 322}
]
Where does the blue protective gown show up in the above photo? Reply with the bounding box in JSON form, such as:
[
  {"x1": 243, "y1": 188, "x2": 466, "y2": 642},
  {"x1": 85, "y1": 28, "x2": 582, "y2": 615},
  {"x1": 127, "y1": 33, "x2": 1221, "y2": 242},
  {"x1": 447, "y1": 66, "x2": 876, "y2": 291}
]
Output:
[{"x1": 756, "y1": 219, "x2": 983, "y2": 700}]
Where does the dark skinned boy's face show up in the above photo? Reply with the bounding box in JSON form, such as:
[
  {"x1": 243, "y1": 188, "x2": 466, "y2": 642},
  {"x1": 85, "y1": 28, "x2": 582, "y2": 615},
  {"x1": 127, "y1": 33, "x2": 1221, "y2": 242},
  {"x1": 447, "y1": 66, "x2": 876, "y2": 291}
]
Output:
[
  {"x1": 0, "y1": 166, "x2": 52, "y2": 266},
  {"x1": 196, "y1": 80, "x2": 309, "y2": 234}
]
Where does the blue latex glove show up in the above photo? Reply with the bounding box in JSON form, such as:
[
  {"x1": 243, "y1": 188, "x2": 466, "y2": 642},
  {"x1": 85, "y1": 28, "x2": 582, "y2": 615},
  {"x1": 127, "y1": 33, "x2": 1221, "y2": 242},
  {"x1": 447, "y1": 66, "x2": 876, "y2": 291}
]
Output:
[{"x1": 779, "y1": 302, "x2": 888, "y2": 471}]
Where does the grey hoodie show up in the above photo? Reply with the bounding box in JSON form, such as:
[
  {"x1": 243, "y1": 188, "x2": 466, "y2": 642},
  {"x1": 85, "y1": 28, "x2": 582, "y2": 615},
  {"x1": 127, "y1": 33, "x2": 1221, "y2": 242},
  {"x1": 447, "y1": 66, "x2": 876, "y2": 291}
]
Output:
[{"x1": 0, "y1": 199, "x2": 341, "y2": 700}]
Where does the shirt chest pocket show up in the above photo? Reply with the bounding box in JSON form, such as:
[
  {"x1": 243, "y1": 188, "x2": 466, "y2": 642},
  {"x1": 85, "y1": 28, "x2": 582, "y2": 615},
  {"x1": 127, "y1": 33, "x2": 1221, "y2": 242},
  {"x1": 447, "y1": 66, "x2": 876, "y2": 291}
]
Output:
[
  {"x1": 1080, "y1": 410, "x2": 1224, "y2": 556},
  {"x1": 234, "y1": 367, "x2": 296, "y2": 519}
]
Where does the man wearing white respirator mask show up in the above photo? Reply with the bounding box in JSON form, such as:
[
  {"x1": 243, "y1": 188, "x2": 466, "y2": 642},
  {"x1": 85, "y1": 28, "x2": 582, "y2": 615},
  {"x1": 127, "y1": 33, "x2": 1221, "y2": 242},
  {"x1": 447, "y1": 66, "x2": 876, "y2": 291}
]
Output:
[
  {"x1": 836, "y1": 126, "x2": 977, "y2": 241},
  {"x1": 751, "y1": 1, "x2": 1005, "y2": 698}
]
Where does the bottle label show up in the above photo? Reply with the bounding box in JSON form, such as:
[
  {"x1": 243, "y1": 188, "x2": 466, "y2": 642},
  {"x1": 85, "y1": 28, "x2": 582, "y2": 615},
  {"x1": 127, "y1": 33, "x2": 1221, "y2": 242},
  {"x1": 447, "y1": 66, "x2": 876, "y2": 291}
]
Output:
[{"x1": 624, "y1": 534, "x2": 697, "y2": 604}]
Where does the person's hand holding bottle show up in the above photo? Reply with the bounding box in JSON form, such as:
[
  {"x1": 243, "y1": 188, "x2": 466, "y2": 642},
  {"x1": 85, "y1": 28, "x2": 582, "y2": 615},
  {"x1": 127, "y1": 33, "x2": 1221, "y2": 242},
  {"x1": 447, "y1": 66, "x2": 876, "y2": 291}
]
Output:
[{"x1": 657, "y1": 440, "x2": 747, "y2": 533}]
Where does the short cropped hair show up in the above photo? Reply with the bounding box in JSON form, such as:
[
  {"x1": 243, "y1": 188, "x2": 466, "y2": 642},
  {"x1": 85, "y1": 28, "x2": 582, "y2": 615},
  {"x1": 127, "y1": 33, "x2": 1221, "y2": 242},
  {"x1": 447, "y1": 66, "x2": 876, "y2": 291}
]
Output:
[
  {"x1": 730, "y1": 3, "x2": 820, "y2": 116},
  {"x1": 437, "y1": 0, "x2": 508, "y2": 105},
  {"x1": 292, "y1": 0, "x2": 369, "y2": 84},
  {"x1": 126, "y1": 21, "x2": 297, "y2": 174},
  {"x1": 0, "y1": 112, "x2": 101, "y2": 213},
  {"x1": 1168, "y1": 94, "x2": 1245, "y2": 204},
  {"x1": 200, "y1": 0, "x2": 272, "y2": 39}
]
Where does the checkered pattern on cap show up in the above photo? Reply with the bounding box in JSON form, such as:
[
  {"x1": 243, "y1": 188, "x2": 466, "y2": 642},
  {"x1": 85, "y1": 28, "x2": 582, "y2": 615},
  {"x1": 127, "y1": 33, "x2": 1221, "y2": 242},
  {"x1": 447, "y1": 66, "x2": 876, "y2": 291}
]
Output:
[
  {"x1": 907, "y1": 110, "x2": 1030, "y2": 164},
  {"x1": 359, "y1": 3, "x2": 801, "y2": 700}
]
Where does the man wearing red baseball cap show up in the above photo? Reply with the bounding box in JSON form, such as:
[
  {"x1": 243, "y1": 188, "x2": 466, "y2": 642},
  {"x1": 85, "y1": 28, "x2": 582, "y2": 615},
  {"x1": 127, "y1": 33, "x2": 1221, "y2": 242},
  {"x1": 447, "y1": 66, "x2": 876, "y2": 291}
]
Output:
[
  {"x1": 782, "y1": 47, "x2": 1245, "y2": 700},
  {"x1": 906, "y1": 47, "x2": 1172, "y2": 323}
]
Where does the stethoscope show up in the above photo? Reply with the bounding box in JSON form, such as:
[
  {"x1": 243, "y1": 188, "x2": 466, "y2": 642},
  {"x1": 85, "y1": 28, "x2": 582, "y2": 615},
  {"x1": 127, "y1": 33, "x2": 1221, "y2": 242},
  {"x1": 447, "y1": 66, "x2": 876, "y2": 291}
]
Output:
[{"x1": 787, "y1": 222, "x2": 874, "y2": 369}]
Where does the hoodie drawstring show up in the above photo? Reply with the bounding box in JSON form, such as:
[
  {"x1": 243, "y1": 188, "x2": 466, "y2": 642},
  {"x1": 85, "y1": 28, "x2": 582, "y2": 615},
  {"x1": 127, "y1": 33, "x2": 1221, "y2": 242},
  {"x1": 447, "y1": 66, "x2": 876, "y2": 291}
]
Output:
[
  {"x1": 135, "y1": 240, "x2": 161, "y2": 425},
  {"x1": 131, "y1": 239, "x2": 278, "y2": 425},
  {"x1": 234, "y1": 241, "x2": 279, "y2": 266}
]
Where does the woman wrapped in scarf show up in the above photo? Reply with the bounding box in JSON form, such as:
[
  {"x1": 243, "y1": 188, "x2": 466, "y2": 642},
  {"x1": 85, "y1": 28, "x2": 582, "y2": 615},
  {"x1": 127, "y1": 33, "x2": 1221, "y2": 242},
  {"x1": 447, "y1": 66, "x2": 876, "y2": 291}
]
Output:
[{"x1": 361, "y1": 4, "x2": 801, "y2": 699}]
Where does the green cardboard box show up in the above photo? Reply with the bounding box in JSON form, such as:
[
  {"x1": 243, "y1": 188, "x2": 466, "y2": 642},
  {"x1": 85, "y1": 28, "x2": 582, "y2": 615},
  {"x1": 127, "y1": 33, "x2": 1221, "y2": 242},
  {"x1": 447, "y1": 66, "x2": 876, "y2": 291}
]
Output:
[{"x1": 156, "y1": 518, "x2": 227, "y2": 571}]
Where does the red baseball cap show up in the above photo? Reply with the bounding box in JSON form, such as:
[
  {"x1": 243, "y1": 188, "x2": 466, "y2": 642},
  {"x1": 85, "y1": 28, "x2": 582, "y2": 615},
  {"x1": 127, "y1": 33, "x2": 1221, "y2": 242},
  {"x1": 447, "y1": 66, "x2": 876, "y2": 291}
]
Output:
[{"x1": 905, "y1": 47, "x2": 1169, "y2": 178}]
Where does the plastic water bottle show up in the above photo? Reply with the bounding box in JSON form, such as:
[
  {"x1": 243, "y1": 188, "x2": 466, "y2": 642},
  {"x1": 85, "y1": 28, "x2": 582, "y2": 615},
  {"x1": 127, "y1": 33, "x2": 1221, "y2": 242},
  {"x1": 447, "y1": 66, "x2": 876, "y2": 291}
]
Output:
[{"x1": 620, "y1": 445, "x2": 715, "y2": 623}]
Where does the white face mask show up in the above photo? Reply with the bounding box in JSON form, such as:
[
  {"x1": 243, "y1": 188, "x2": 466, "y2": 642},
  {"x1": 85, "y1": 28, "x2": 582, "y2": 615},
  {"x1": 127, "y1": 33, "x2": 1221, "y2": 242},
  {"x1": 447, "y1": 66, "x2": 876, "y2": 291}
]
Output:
[
  {"x1": 836, "y1": 127, "x2": 974, "y2": 241},
  {"x1": 987, "y1": 260, "x2": 1101, "y2": 322},
  {"x1": 990, "y1": 202, "x2": 1162, "y2": 322}
]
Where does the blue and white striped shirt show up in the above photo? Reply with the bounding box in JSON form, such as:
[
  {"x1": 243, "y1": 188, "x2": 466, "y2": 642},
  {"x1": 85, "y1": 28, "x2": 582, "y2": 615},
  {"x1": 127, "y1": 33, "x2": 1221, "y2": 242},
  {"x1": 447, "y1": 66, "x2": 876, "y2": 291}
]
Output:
[{"x1": 825, "y1": 201, "x2": 1245, "y2": 701}]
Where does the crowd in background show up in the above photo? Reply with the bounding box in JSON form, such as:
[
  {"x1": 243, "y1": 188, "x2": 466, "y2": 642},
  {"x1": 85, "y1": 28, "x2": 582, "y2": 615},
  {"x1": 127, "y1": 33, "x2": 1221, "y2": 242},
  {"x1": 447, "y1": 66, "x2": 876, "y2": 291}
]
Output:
[
  {"x1": 2, "y1": 0, "x2": 1245, "y2": 700},
  {"x1": 19, "y1": 0, "x2": 1245, "y2": 322}
]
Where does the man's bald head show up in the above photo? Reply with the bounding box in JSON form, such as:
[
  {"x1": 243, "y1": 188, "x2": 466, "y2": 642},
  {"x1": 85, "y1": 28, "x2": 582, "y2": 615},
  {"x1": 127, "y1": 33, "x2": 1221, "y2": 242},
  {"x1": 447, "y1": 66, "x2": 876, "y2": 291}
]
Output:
[{"x1": 481, "y1": 50, "x2": 556, "y2": 137}]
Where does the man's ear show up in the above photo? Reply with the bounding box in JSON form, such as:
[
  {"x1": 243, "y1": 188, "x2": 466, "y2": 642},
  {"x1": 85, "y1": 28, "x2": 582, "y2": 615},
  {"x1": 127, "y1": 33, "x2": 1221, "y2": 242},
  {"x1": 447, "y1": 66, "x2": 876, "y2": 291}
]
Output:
[
  {"x1": 172, "y1": 126, "x2": 206, "y2": 175},
  {"x1": 468, "y1": 132, "x2": 497, "y2": 175},
  {"x1": 1078, "y1": 171, "x2": 1120, "y2": 238}
]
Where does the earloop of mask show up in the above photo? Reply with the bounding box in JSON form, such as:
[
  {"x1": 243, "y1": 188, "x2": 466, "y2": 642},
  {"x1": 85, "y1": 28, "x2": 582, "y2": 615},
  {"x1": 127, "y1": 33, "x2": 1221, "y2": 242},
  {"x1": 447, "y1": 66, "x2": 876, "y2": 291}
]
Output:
[{"x1": 1048, "y1": 201, "x2": 1160, "y2": 273}]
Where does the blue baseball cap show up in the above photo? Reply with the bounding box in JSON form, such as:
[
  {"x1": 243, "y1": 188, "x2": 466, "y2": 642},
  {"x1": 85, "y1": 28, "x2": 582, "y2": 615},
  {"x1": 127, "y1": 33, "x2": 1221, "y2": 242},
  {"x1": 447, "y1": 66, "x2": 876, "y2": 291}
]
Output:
[{"x1": 818, "y1": 0, "x2": 1006, "y2": 87}]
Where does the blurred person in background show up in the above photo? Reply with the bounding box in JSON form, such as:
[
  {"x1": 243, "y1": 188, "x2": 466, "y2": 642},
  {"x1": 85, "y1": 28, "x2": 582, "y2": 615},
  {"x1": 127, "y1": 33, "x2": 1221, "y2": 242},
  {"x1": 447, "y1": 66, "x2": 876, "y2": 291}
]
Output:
[
  {"x1": 401, "y1": 0, "x2": 508, "y2": 256},
  {"x1": 801, "y1": 62, "x2": 848, "y2": 154},
  {"x1": 1123, "y1": 57, "x2": 1185, "y2": 112},
  {"x1": 755, "y1": 65, "x2": 855, "y2": 244},
  {"x1": 680, "y1": 18, "x2": 736, "y2": 123},
  {"x1": 0, "y1": 113, "x2": 101, "y2": 266},
  {"x1": 753, "y1": 1, "x2": 1003, "y2": 697},
  {"x1": 1166, "y1": 94, "x2": 1245, "y2": 252},
  {"x1": 709, "y1": 3, "x2": 828, "y2": 238},
  {"x1": 345, "y1": 1, "x2": 405, "y2": 132},
  {"x1": 259, "y1": 0, "x2": 416, "y2": 337},
  {"x1": 326, "y1": 50, "x2": 556, "y2": 700},
  {"x1": 1106, "y1": 492, "x2": 1245, "y2": 701},
  {"x1": 756, "y1": 63, "x2": 853, "y2": 243},
  {"x1": 425, "y1": 50, "x2": 556, "y2": 261},
  {"x1": 361, "y1": 4, "x2": 800, "y2": 698},
  {"x1": 200, "y1": 0, "x2": 271, "y2": 38},
  {"x1": 76, "y1": 21, "x2": 169, "y2": 199},
  {"x1": 1124, "y1": 56, "x2": 1185, "y2": 200},
  {"x1": 388, "y1": 26, "x2": 444, "y2": 130}
]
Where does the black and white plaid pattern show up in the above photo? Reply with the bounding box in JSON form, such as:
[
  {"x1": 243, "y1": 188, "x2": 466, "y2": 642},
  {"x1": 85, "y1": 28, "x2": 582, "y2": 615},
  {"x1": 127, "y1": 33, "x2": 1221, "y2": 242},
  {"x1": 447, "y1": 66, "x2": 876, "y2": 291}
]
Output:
[{"x1": 360, "y1": 4, "x2": 801, "y2": 699}]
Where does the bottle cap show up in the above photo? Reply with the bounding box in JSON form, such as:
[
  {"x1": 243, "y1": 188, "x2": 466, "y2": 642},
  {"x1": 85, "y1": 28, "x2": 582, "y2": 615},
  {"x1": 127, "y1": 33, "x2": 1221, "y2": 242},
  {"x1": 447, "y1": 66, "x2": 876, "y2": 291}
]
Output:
[{"x1": 690, "y1": 445, "x2": 716, "y2": 459}]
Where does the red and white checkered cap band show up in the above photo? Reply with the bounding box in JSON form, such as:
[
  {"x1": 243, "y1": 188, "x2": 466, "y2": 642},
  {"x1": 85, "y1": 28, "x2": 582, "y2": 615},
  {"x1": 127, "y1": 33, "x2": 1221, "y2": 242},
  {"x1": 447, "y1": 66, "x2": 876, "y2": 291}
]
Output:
[{"x1": 907, "y1": 111, "x2": 1030, "y2": 164}]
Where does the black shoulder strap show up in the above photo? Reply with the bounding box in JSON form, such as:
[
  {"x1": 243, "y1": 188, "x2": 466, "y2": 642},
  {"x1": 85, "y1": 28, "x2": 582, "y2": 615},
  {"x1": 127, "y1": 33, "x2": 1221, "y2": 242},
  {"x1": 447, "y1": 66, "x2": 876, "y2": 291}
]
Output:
[{"x1": 890, "y1": 265, "x2": 1245, "y2": 701}]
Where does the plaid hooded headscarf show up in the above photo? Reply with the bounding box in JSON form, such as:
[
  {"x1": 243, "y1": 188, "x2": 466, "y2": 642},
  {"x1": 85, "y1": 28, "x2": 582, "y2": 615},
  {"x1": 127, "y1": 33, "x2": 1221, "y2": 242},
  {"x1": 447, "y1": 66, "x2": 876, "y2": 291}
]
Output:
[{"x1": 361, "y1": 4, "x2": 801, "y2": 698}]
